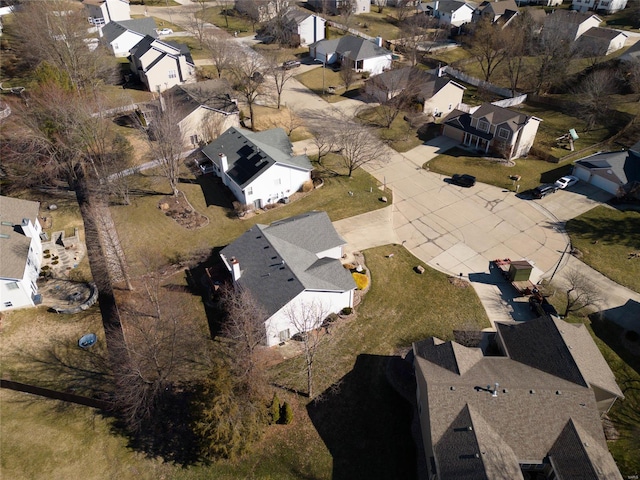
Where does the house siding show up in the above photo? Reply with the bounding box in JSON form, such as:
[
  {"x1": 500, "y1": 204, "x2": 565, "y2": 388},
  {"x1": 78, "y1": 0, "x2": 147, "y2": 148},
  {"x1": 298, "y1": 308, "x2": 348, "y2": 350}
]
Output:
[
  {"x1": 513, "y1": 117, "x2": 539, "y2": 158},
  {"x1": 298, "y1": 15, "x2": 326, "y2": 46},
  {"x1": 107, "y1": 30, "x2": 144, "y2": 57},
  {"x1": 243, "y1": 163, "x2": 311, "y2": 208},
  {"x1": 179, "y1": 107, "x2": 240, "y2": 148},
  {"x1": 265, "y1": 289, "x2": 353, "y2": 346},
  {"x1": 423, "y1": 82, "x2": 464, "y2": 117}
]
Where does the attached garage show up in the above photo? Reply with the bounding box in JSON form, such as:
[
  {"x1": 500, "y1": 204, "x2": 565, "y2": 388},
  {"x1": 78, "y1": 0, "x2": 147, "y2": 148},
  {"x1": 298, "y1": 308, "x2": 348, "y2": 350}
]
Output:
[{"x1": 572, "y1": 150, "x2": 640, "y2": 196}]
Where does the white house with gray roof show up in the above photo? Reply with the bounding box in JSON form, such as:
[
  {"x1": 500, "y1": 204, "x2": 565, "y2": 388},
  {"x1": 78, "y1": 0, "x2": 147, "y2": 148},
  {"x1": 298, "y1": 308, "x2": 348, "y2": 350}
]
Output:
[
  {"x1": 413, "y1": 315, "x2": 623, "y2": 479},
  {"x1": 310, "y1": 35, "x2": 392, "y2": 76},
  {"x1": 100, "y1": 17, "x2": 158, "y2": 57},
  {"x1": 83, "y1": 0, "x2": 130, "y2": 27},
  {"x1": 201, "y1": 127, "x2": 312, "y2": 210},
  {"x1": 0, "y1": 196, "x2": 44, "y2": 311},
  {"x1": 418, "y1": 0, "x2": 478, "y2": 27},
  {"x1": 220, "y1": 211, "x2": 356, "y2": 346},
  {"x1": 283, "y1": 8, "x2": 325, "y2": 46}
]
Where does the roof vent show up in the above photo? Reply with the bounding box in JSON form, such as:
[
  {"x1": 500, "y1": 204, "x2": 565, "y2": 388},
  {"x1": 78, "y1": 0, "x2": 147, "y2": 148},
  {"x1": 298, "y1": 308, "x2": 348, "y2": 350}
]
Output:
[
  {"x1": 502, "y1": 389, "x2": 508, "y2": 394},
  {"x1": 0, "y1": 233, "x2": 9, "y2": 239},
  {"x1": 1, "y1": 221, "x2": 13, "y2": 226},
  {"x1": 556, "y1": 390, "x2": 562, "y2": 395},
  {"x1": 530, "y1": 389, "x2": 535, "y2": 394},
  {"x1": 450, "y1": 386, "x2": 455, "y2": 391},
  {"x1": 467, "y1": 426, "x2": 473, "y2": 431}
]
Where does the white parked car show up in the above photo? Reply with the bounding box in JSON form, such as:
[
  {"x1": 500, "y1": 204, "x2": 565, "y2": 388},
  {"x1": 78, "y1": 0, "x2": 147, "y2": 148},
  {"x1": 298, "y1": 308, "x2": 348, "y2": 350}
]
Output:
[
  {"x1": 554, "y1": 175, "x2": 579, "y2": 189},
  {"x1": 156, "y1": 28, "x2": 173, "y2": 35}
]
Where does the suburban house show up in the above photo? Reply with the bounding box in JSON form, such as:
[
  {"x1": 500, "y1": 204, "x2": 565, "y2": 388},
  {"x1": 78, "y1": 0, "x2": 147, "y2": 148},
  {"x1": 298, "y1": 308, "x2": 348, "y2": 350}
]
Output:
[
  {"x1": 200, "y1": 126, "x2": 313, "y2": 209},
  {"x1": 282, "y1": 8, "x2": 326, "y2": 46},
  {"x1": 83, "y1": 0, "x2": 130, "y2": 27},
  {"x1": 413, "y1": 315, "x2": 624, "y2": 479},
  {"x1": 518, "y1": 0, "x2": 561, "y2": 6},
  {"x1": 100, "y1": 17, "x2": 157, "y2": 57},
  {"x1": 308, "y1": 0, "x2": 370, "y2": 15},
  {"x1": 234, "y1": 0, "x2": 290, "y2": 22},
  {"x1": 418, "y1": 0, "x2": 478, "y2": 27},
  {"x1": 620, "y1": 38, "x2": 640, "y2": 62},
  {"x1": 572, "y1": 147, "x2": 640, "y2": 196},
  {"x1": 474, "y1": 0, "x2": 518, "y2": 26},
  {"x1": 364, "y1": 67, "x2": 465, "y2": 118},
  {"x1": 442, "y1": 103, "x2": 541, "y2": 159},
  {"x1": 129, "y1": 35, "x2": 195, "y2": 92},
  {"x1": 577, "y1": 27, "x2": 627, "y2": 56},
  {"x1": 571, "y1": 0, "x2": 628, "y2": 13},
  {"x1": 544, "y1": 10, "x2": 602, "y2": 41},
  {"x1": 310, "y1": 35, "x2": 393, "y2": 76},
  {"x1": 219, "y1": 211, "x2": 356, "y2": 346},
  {"x1": 0, "y1": 196, "x2": 44, "y2": 312},
  {"x1": 160, "y1": 80, "x2": 240, "y2": 147}
]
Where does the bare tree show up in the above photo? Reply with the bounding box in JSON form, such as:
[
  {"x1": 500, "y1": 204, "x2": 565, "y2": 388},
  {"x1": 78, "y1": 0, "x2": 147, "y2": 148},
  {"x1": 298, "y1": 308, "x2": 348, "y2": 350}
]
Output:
[
  {"x1": 220, "y1": 285, "x2": 268, "y2": 380},
  {"x1": 340, "y1": 62, "x2": 357, "y2": 91},
  {"x1": 502, "y1": 22, "x2": 527, "y2": 96},
  {"x1": 185, "y1": 0, "x2": 210, "y2": 50},
  {"x1": 337, "y1": 121, "x2": 383, "y2": 176},
  {"x1": 338, "y1": 0, "x2": 358, "y2": 28},
  {"x1": 625, "y1": 58, "x2": 640, "y2": 98},
  {"x1": 140, "y1": 96, "x2": 187, "y2": 196},
  {"x1": 397, "y1": 15, "x2": 445, "y2": 67},
  {"x1": 203, "y1": 33, "x2": 238, "y2": 79},
  {"x1": 532, "y1": 15, "x2": 577, "y2": 94},
  {"x1": 559, "y1": 268, "x2": 604, "y2": 317},
  {"x1": 572, "y1": 69, "x2": 620, "y2": 131},
  {"x1": 230, "y1": 54, "x2": 268, "y2": 131},
  {"x1": 285, "y1": 300, "x2": 330, "y2": 398},
  {"x1": 365, "y1": 67, "x2": 421, "y2": 128},
  {"x1": 374, "y1": 0, "x2": 386, "y2": 14},
  {"x1": 12, "y1": 0, "x2": 118, "y2": 90},
  {"x1": 258, "y1": 1, "x2": 296, "y2": 46},
  {"x1": 265, "y1": 51, "x2": 298, "y2": 109},
  {"x1": 396, "y1": 0, "x2": 415, "y2": 23},
  {"x1": 466, "y1": 17, "x2": 507, "y2": 82},
  {"x1": 308, "y1": 117, "x2": 340, "y2": 166},
  {"x1": 268, "y1": 107, "x2": 304, "y2": 136}
]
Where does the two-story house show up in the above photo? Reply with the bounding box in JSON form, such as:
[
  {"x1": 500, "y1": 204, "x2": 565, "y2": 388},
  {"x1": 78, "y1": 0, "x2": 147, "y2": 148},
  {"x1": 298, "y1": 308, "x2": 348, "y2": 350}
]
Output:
[
  {"x1": 544, "y1": 10, "x2": 602, "y2": 41},
  {"x1": 572, "y1": 0, "x2": 628, "y2": 13},
  {"x1": 310, "y1": 35, "x2": 393, "y2": 76},
  {"x1": 200, "y1": 126, "x2": 313, "y2": 210},
  {"x1": 100, "y1": 18, "x2": 158, "y2": 57},
  {"x1": 442, "y1": 103, "x2": 541, "y2": 159},
  {"x1": 83, "y1": 0, "x2": 130, "y2": 27},
  {"x1": 129, "y1": 35, "x2": 196, "y2": 92},
  {"x1": 282, "y1": 8, "x2": 326, "y2": 46},
  {"x1": 220, "y1": 211, "x2": 356, "y2": 346},
  {"x1": 418, "y1": 0, "x2": 478, "y2": 27},
  {"x1": 0, "y1": 196, "x2": 44, "y2": 311}
]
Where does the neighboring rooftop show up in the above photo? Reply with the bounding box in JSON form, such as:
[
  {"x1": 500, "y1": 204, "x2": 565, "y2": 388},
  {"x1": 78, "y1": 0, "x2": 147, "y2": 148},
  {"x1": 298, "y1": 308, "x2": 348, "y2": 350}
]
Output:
[
  {"x1": 311, "y1": 35, "x2": 391, "y2": 61},
  {"x1": 219, "y1": 211, "x2": 355, "y2": 317},
  {"x1": 0, "y1": 196, "x2": 40, "y2": 280},
  {"x1": 163, "y1": 79, "x2": 239, "y2": 120},
  {"x1": 101, "y1": 17, "x2": 158, "y2": 43}
]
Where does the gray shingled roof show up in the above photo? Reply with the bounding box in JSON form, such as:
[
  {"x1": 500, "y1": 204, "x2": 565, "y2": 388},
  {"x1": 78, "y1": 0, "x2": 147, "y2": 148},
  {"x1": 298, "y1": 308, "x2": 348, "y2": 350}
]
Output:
[
  {"x1": 220, "y1": 211, "x2": 355, "y2": 317},
  {"x1": 312, "y1": 35, "x2": 392, "y2": 62},
  {"x1": 130, "y1": 35, "x2": 194, "y2": 68},
  {"x1": 283, "y1": 7, "x2": 312, "y2": 24},
  {"x1": 576, "y1": 150, "x2": 640, "y2": 185},
  {"x1": 413, "y1": 315, "x2": 623, "y2": 479},
  {"x1": 366, "y1": 67, "x2": 463, "y2": 100},
  {"x1": 101, "y1": 17, "x2": 158, "y2": 44},
  {"x1": 201, "y1": 127, "x2": 312, "y2": 189},
  {"x1": 420, "y1": 0, "x2": 478, "y2": 13},
  {"x1": 581, "y1": 26, "x2": 626, "y2": 41},
  {"x1": 162, "y1": 79, "x2": 238, "y2": 122},
  {"x1": 0, "y1": 196, "x2": 40, "y2": 280},
  {"x1": 477, "y1": 0, "x2": 518, "y2": 16},
  {"x1": 548, "y1": 9, "x2": 601, "y2": 25},
  {"x1": 444, "y1": 103, "x2": 537, "y2": 139}
]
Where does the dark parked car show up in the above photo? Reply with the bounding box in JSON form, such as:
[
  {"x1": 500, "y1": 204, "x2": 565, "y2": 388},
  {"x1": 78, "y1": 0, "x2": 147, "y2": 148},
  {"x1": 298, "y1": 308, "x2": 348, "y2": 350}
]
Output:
[
  {"x1": 532, "y1": 184, "x2": 557, "y2": 199},
  {"x1": 451, "y1": 174, "x2": 476, "y2": 188},
  {"x1": 282, "y1": 59, "x2": 301, "y2": 70}
]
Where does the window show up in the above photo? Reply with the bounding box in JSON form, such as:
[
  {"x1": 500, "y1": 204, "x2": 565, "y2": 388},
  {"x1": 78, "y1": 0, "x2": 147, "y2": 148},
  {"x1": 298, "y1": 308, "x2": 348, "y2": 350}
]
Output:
[
  {"x1": 190, "y1": 134, "x2": 199, "y2": 145},
  {"x1": 498, "y1": 128, "x2": 510, "y2": 140},
  {"x1": 477, "y1": 119, "x2": 490, "y2": 132},
  {"x1": 168, "y1": 70, "x2": 177, "y2": 79},
  {"x1": 279, "y1": 329, "x2": 290, "y2": 343},
  {"x1": 448, "y1": 104, "x2": 452, "y2": 110},
  {"x1": 246, "y1": 186, "x2": 253, "y2": 195},
  {"x1": 7, "y1": 282, "x2": 19, "y2": 290},
  {"x1": 113, "y1": 43, "x2": 118, "y2": 50},
  {"x1": 4, "y1": 302, "x2": 13, "y2": 308}
]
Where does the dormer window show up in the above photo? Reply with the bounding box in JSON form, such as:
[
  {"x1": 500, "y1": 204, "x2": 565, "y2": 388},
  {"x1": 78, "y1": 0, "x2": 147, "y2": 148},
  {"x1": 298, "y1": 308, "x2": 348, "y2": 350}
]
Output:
[
  {"x1": 498, "y1": 128, "x2": 510, "y2": 140},
  {"x1": 477, "y1": 120, "x2": 490, "y2": 132}
]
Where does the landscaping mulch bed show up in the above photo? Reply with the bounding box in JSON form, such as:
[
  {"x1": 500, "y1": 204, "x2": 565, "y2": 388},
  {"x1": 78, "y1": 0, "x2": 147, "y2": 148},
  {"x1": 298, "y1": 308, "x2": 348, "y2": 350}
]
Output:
[{"x1": 158, "y1": 191, "x2": 209, "y2": 229}]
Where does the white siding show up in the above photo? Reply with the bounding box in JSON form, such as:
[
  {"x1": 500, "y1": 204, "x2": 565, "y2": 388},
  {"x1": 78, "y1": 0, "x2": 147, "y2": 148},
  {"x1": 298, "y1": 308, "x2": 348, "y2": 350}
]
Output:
[
  {"x1": 243, "y1": 163, "x2": 311, "y2": 208},
  {"x1": 104, "y1": 0, "x2": 131, "y2": 22},
  {"x1": 298, "y1": 15, "x2": 326, "y2": 46},
  {"x1": 180, "y1": 108, "x2": 240, "y2": 147},
  {"x1": 316, "y1": 245, "x2": 344, "y2": 260},
  {"x1": 513, "y1": 118, "x2": 540, "y2": 158},
  {"x1": 265, "y1": 289, "x2": 354, "y2": 346},
  {"x1": 362, "y1": 55, "x2": 393, "y2": 76},
  {"x1": 145, "y1": 55, "x2": 194, "y2": 92},
  {"x1": 423, "y1": 82, "x2": 464, "y2": 117},
  {"x1": 108, "y1": 30, "x2": 144, "y2": 57}
]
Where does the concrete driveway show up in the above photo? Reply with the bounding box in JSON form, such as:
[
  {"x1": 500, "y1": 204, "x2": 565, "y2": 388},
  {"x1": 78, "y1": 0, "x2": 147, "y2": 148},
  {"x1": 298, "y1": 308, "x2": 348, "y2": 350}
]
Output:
[{"x1": 532, "y1": 181, "x2": 613, "y2": 222}]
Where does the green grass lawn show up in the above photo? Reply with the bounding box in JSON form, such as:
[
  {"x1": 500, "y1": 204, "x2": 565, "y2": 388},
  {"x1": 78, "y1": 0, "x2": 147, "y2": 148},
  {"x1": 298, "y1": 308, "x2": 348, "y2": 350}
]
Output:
[
  {"x1": 204, "y1": 5, "x2": 255, "y2": 36},
  {"x1": 425, "y1": 147, "x2": 574, "y2": 191},
  {"x1": 294, "y1": 66, "x2": 365, "y2": 102},
  {"x1": 332, "y1": 10, "x2": 404, "y2": 40},
  {"x1": 110, "y1": 155, "x2": 392, "y2": 273},
  {"x1": 356, "y1": 106, "x2": 424, "y2": 152},
  {"x1": 565, "y1": 206, "x2": 640, "y2": 293}
]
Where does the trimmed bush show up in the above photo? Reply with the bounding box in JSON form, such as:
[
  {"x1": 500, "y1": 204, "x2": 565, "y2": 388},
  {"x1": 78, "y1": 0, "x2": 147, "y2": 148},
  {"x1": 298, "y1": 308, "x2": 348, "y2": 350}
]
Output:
[
  {"x1": 280, "y1": 401, "x2": 293, "y2": 425},
  {"x1": 269, "y1": 393, "x2": 281, "y2": 425},
  {"x1": 341, "y1": 307, "x2": 353, "y2": 315},
  {"x1": 352, "y1": 272, "x2": 369, "y2": 290}
]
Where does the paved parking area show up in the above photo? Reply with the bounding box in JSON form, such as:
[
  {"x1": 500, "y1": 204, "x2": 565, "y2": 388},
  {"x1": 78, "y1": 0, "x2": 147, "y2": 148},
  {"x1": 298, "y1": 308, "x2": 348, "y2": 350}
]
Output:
[{"x1": 533, "y1": 182, "x2": 613, "y2": 222}]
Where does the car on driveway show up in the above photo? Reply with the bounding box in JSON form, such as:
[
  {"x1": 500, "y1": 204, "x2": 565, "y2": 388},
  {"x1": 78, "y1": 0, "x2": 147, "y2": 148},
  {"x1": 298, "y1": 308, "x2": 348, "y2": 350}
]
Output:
[
  {"x1": 554, "y1": 175, "x2": 579, "y2": 189},
  {"x1": 451, "y1": 174, "x2": 476, "y2": 187},
  {"x1": 532, "y1": 183, "x2": 558, "y2": 199},
  {"x1": 282, "y1": 59, "x2": 301, "y2": 70},
  {"x1": 156, "y1": 28, "x2": 173, "y2": 35}
]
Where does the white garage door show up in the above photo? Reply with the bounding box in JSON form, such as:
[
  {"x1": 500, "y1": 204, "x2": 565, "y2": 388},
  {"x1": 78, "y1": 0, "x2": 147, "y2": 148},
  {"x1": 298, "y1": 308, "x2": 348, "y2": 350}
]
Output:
[
  {"x1": 573, "y1": 165, "x2": 591, "y2": 182},
  {"x1": 590, "y1": 174, "x2": 620, "y2": 195}
]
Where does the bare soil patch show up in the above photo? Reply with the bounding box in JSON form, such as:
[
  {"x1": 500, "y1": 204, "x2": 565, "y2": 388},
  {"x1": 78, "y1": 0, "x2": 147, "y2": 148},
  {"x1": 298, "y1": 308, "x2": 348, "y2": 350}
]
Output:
[{"x1": 158, "y1": 191, "x2": 209, "y2": 229}]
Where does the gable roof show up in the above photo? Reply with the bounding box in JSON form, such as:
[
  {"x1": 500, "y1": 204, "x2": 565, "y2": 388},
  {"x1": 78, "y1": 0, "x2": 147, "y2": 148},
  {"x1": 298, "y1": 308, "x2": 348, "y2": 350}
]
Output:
[
  {"x1": 101, "y1": 17, "x2": 157, "y2": 43},
  {"x1": 163, "y1": 79, "x2": 238, "y2": 121},
  {"x1": 220, "y1": 211, "x2": 355, "y2": 317},
  {"x1": 549, "y1": 9, "x2": 602, "y2": 25},
  {"x1": 0, "y1": 196, "x2": 39, "y2": 280},
  {"x1": 420, "y1": 0, "x2": 478, "y2": 13},
  {"x1": 130, "y1": 35, "x2": 194, "y2": 66},
  {"x1": 311, "y1": 35, "x2": 392, "y2": 61},
  {"x1": 201, "y1": 127, "x2": 312, "y2": 189},
  {"x1": 283, "y1": 7, "x2": 313, "y2": 24},
  {"x1": 620, "y1": 39, "x2": 640, "y2": 61},
  {"x1": 413, "y1": 316, "x2": 623, "y2": 479},
  {"x1": 477, "y1": 0, "x2": 518, "y2": 16},
  {"x1": 576, "y1": 150, "x2": 640, "y2": 185},
  {"x1": 444, "y1": 103, "x2": 539, "y2": 139},
  {"x1": 367, "y1": 67, "x2": 465, "y2": 99}
]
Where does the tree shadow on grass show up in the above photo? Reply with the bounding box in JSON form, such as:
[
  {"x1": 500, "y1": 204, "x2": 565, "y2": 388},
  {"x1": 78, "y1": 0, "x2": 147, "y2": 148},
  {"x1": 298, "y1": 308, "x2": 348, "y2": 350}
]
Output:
[
  {"x1": 196, "y1": 175, "x2": 236, "y2": 209},
  {"x1": 566, "y1": 214, "x2": 640, "y2": 250},
  {"x1": 307, "y1": 354, "x2": 416, "y2": 480}
]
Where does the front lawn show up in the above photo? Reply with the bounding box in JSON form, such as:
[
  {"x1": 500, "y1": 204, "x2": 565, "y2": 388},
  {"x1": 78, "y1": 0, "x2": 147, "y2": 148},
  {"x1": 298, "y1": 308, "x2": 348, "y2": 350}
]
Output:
[
  {"x1": 356, "y1": 106, "x2": 424, "y2": 152},
  {"x1": 203, "y1": 6, "x2": 255, "y2": 36},
  {"x1": 425, "y1": 147, "x2": 573, "y2": 191},
  {"x1": 294, "y1": 66, "x2": 365, "y2": 102},
  {"x1": 565, "y1": 206, "x2": 640, "y2": 293}
]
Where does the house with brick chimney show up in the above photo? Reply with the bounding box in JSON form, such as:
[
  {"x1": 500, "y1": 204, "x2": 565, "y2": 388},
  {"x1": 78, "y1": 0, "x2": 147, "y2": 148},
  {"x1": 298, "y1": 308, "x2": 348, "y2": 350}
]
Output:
[
  {"x1": 200, "y1": 126, "x2": 312, "y2": 210},
  {"x1": 219, "y1": 211, "x2": 356, "y2": 346}
]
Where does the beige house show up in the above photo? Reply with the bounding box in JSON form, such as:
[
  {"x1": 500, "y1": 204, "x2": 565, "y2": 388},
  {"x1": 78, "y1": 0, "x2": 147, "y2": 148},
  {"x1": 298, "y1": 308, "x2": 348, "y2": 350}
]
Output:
[
  {"x1": 162, "y1": 80, "x2": 240, "y2": 148},
  {"x1": 442, "y1": 103, "x2": 541, "y2": 159},
  {"x1": 129, "y1": 35, "x2": 195, "y2": 93},
  {"x1": 413, "y1": 315, "x2": 624, "y2": 479}
]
